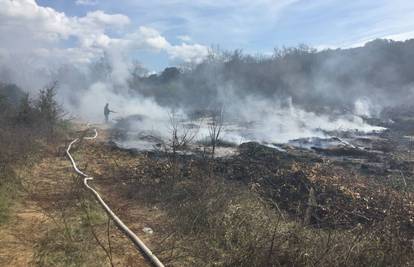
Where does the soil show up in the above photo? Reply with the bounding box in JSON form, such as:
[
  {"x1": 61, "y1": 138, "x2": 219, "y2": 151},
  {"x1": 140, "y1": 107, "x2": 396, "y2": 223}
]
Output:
[{"x1": 0, "y1": 123, "x2": 159, "y2": 267}]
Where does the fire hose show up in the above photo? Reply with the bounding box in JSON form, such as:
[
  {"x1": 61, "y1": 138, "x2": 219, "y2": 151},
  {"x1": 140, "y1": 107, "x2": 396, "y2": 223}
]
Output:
[{"x1": 66, "y1": 126, "x2": 164, "y2": 267}]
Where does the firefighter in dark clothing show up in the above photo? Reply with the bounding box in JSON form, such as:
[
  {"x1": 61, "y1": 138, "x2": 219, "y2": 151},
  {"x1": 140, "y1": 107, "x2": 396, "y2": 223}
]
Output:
[{"x1": 104, "y1": 103, "x2": 114, "y2": 123}]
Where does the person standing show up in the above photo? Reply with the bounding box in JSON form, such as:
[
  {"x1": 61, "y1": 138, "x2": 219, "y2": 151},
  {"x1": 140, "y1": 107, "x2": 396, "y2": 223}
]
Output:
[{"x1": 104, "y1": 103, "x2": 114, "y2": 123}]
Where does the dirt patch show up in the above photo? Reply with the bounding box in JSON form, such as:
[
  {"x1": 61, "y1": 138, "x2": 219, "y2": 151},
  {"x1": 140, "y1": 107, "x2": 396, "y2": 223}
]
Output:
[{"x1": 0, "y1": 124, "x2": 158, "y2": 266}]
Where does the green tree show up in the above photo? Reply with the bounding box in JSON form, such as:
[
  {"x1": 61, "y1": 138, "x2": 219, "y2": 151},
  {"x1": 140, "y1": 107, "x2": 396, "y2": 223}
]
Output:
[
  {"x1": 16, "y1": 93, "x2": 33, "y2": 125},
  {"x1": 35, "y1": 82, "x2": 61, "y2": 137}
]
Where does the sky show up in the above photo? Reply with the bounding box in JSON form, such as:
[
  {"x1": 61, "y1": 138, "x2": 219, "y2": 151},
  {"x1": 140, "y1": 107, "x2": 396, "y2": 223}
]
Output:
[{"x1": 1, "y1": 0, "x2": 414, "y2": 72}]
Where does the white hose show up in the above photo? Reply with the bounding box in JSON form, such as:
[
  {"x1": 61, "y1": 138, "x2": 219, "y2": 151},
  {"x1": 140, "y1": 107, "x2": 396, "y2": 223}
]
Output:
[{"x1": 66, "y1": 126, "x2": 165, "y2": 267}]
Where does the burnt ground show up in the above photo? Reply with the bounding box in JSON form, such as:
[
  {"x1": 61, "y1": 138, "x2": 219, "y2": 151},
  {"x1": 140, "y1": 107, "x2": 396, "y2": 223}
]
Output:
[
  {"x1": 101, "y1": 110, "x2": 414, "y2": 265},
  {"x1": 110, "y1": 111, "x2": 414, "y2": 228},
  {"x1": 217, "y1": 142, "x2": 414, "y2": 229}
]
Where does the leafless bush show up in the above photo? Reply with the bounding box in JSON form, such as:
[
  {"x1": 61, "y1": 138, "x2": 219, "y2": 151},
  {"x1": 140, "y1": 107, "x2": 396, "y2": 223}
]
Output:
[
  {"x1": 167, "y1": 110, "x2": 199, "y2": 155},
  {"x1": 208, "y1": 107, "x2": 224, "y2": 159},
  {"x1": 163, "y1": 110, "x2": 200, "y2": 180}
]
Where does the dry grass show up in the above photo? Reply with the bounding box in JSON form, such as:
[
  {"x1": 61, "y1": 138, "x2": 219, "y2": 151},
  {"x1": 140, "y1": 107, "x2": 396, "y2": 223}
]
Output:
[
  {"x1": 0, "y1": 122, "x2": 151, "y2": 266},
  {"x1": 98, "y1": 141, "x2": 414, "y2": 267}
]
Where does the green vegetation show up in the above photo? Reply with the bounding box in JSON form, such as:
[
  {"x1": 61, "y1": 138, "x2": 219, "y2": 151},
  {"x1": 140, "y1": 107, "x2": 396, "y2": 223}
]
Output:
[{"x1": 0, "y1": 82, "x2": 63, "y2": 225}]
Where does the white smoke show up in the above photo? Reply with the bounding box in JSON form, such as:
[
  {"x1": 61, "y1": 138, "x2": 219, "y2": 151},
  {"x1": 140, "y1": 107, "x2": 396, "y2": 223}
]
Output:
[
  {"x1": 0, "y1": 0, "x2": 387, "y2": 150},
  {"x1": 213, "y1": 95, "x2": 383, "y2": 145},
  {"x1": 354, "y1": 97, "x2": 381, "y2": 117}
]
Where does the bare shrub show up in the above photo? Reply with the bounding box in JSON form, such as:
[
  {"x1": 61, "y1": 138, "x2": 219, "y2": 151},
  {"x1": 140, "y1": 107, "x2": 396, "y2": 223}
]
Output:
[
  {"x1": 167, "y1": 110, "x2": 199, "y2": 155},
  {"x1": 208, "y1": 107, "x2": 224, "y2": 159}
]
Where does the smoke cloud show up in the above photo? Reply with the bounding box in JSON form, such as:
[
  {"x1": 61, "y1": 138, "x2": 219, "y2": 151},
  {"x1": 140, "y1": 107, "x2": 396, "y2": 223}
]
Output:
[{"x1": 3, "y1": 0, "x2": 413, "y2": 149}]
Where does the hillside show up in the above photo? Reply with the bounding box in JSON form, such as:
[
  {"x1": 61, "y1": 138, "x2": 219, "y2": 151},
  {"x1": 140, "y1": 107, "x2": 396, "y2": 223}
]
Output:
[{"x1": 130, "y1": 39, "x2": 414, "y2": 115}]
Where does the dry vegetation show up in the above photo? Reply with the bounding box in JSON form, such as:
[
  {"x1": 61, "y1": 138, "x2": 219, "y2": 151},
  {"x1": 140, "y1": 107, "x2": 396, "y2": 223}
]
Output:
[
  {"x1": 98, "y1": 120, "x2": 414, "y2": 267},
  {"x1": 0, "y1": 84, "x2": 149, "y2": 266},
  {"x1": 0, "y1": 83, "x2": 61, "y2": 227},
  {"x1": 2, "y1": 82, "x2": 414, "y2": 266}
]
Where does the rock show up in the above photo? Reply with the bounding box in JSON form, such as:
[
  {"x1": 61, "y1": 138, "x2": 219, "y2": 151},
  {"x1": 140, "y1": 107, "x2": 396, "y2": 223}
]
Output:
[{"x1": 143, "y1": 227, "x2": 154, "y2": 235}]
